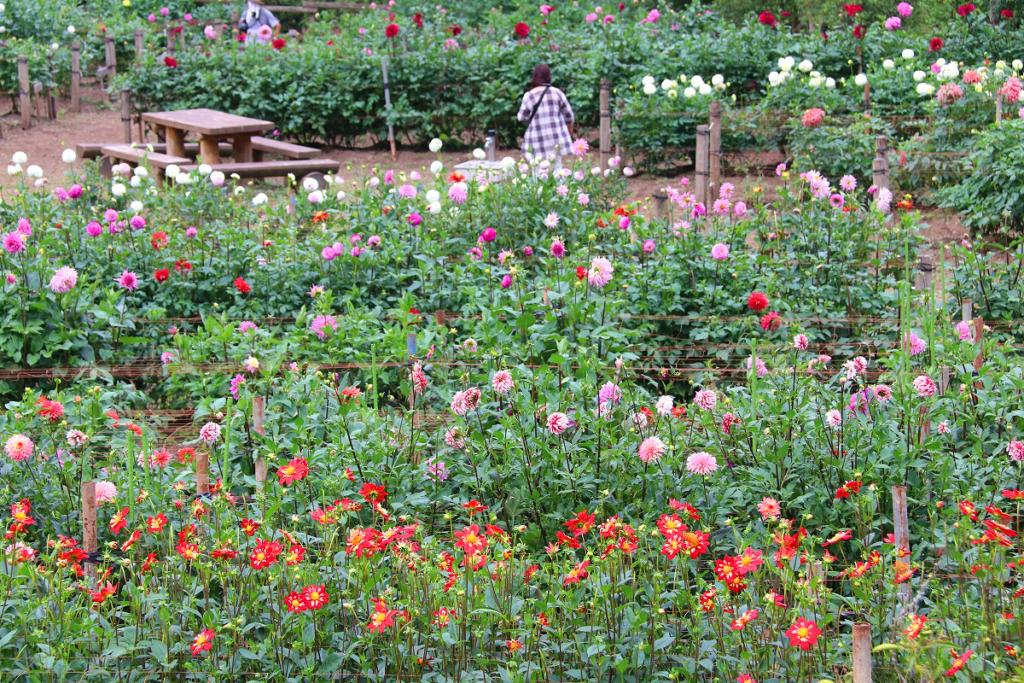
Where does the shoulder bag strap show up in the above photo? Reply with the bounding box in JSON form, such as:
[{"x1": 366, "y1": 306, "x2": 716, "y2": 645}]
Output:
[{"x1": 525, "y1": 85, "x2": 552, "y2": 129}]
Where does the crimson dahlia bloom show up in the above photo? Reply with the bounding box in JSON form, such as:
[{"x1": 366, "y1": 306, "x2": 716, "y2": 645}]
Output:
[{"x1": 514, "y1": 22, "x2": 530, "y2": 38}]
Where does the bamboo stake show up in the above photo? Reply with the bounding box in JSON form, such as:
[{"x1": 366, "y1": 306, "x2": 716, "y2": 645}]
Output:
[
  {"x1": 253, "y1": 395, "x2": 266, "y2": 489},
  {"x1": 599, "y1": 78, "x2": 611, "y2": 171},
  {"x1": 197, "y1": 451, "x2": 211, "y2": 495},
  {"x1": 852, "y1": 623, "x2": 872, "y2": 683},
  {"x1": 892, "y1": 485, "x2": 911, "y2": 605},
  {"x1": 81, "y1": 481, "x2": 98, "y2": 581}
]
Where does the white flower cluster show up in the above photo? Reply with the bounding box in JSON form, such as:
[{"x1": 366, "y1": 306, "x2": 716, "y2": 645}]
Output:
[
  {"x1": 641, "y1": 73, "x2": 725, "y2": 99},
  {"x1": 767, "y1": 57, "x2": 835, "y2": 88}
]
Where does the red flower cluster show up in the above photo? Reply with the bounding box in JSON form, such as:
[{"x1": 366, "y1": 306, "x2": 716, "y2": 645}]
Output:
[
  {"x1": 1002, "y1": 9, "x2": 1014, "y2": 18},
  {"x1": 150, "y1": 231, "x2": 168, "y2": 249},
  {"x1": 842, "y1": 4, "x2": 862, "y2": 15},
  {"x1": 285, "y1": 584, "x2": 329, "y2": 613},
  {"x1": 234, "y1": 277, "x2": 250, "y2": 294},
  {"x1": 835, "y1": 480, "x2": 863, "y2": 499},
  {"x1": 956, "y1": 3, "x2": 976, "y2": 16},
  {"x1": 852, "y1": 24, "x2": 865, "y2": 38},
  {"x1": 154, "y1": 268, "x2": 169, "y2": 283},
  {"x1": 385, "y1": 22, "x2": 400, "y2": 38},
  {"x1": 412, "y1": 13, "x2": 423, "y2": 27},
  {"x1": 514, "y1": 22, "x2": 530, "y2": 38},
  {"x1": 930, "y1": 37, "x2": 943, "y2": 51},
  {"x1": 164, "y1": 57, "x2": 178, "y2": 68},
  {"x1": 272, "y1": 38, "x2": 286, "y2": 50},
  {"x1": 757, "y1": 11, "x2": 776, "y2": 26}
]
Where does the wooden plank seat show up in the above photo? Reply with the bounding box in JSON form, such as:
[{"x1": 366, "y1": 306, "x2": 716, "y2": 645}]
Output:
[
  {"x1": 100, "y1": 144, "x2": 191, "y2": 182},
  {"x1": 251, "y1": 137, "x2": 320, "y2": 160},
  {"x1": 180, "y1": 159, "x2": 340, "y2": 180},
  {"x1": 78, "y1": 141, "x2": 231, "y2": 160}
]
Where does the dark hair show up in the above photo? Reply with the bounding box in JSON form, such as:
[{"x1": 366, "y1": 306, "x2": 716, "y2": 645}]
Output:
[{"x1": 531, "y1": 64, "x2": 552, "y2": 87}]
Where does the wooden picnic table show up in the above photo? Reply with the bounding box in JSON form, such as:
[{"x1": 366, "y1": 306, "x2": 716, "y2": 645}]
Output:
[{"x1": 141, "y1": 108, "x2": 274, "y2": 165}]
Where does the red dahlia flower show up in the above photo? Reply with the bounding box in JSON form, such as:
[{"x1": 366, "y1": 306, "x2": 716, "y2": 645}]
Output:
[
  {"x1": 747, "y1": 291, "x2": 769, "y2": 312},
  {"x1": 784, "y1": 618, "x2": 821, "y2": 650},
  {"x1": 385, "y1": 22, "x2": 399, "y2": 38},
  {"x1": 514, "y1": 22, "x2": 530, "y2": 38}
]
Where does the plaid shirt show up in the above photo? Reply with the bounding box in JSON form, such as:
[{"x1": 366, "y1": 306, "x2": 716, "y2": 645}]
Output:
[{"x1": 517, "y1": 86, "x2": 574, "y2": 158}]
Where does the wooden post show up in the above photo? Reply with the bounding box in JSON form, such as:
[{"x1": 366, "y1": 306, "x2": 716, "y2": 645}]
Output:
[
  {"x1": 695, "y1": 124, "x2": 710, "y2": 209},
  {"x1": 852, "y1": 623, "x2": 872, "y2": 683},
  {"x1": 599, "y1": 78, "x2": 611, "y2": 171},
  {"x1": 873, "y1": 136, "x2": 889, "y2": 192},
  {"x1": 808, "y1": 561, "x2": 824, "y2": 606},
  {"x1": 105, "y1": 36, "x2": 117, "y2": 81},
  {"x1": 939, "y1": 366, "x2": 951, "y2": 394},
  {"x1": 17, "y1": 55, "x2": 31, "y2": 130},
  {"x1": 918, "y1": 406, "x2": 930, "y2": 444},
  {"x1": 863, "y1": 82, "x2": 871, "y2": 111},
  {"x1": 121, "y1": 89, "x2": 132, "y2": 144},
  {"x1": 381, "y1": 60, "x2": 397, "y2": 162},
  {"x1": 892, "y1": 485, "x2": 911, "y2": 604},
  {"x1": 199, "y1": 136, "x2": 221, "y2": 164},
  {"x1": 972, "y1": 316, "x2": 985, "y2": 374},
  {"x1": 81, "y1": 481, "x2": 98, "y2": 581},
  {"x1": 196, "y1": 451, "x2": 211, "y2": 495},
  {"x1": 166, "y1": 26, "x2": 176, "y2": 54},
  {"x1": 71, "y1": 43, "x2": 82, "y2": 114},
  {"x1": 961, "y1": 299, "x2": 973, "y2": 323},
  {"x1": 45, "y1": 54, "x2": 57, "y2": 120},
  {"x1": 165, "y1": 127, "x2": 186, "y2": 158},
  {"x1": 253, "y1": 396, "x2": 266, "y2": 436},
  {"x1": 252, "y1": 395, "x2": 267, "y2": 488},
  {"x1": 914, "y1": 259, "x2": 932, "y2": 293},
  {"x1": 434, "y1": 310, "x2": 446, "y2": 327},
  {"x1": 542, "y1": 287, "x2": 551, "y2": 307},
  {"x1": 179, "y1": 25, "x2": 186, "y2": 53},
  {"x1": 135, "y1": 29, "x2": 145, "y2": 58},
  {"x1": 653, "y1": 192, "x2": 668, "y2": 220},
  {"x1": 708, "y1": 100, "x2": 722, "y2": 199}
]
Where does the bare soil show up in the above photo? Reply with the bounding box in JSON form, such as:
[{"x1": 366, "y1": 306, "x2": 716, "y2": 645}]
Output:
[{"x1": 0, "y1": 98, "x2": 969, "y2": 248}]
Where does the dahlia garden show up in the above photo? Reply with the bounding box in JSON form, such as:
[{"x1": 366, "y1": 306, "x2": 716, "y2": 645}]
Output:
[
  {"x1": 1, "y1": 137, "x2": 1022, "y2": 681},
  {"x1": 3, "y1": 0, "x2": 1024, "y2": 681}
]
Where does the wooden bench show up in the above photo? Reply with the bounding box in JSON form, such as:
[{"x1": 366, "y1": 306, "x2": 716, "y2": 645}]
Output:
[
  {"x1": 78, "y1": 141, "x2": 231, "y2": 160},
  {"x1": 251, "y1": 137, "x2": 320, "y2": 160},
  {"x1": 180, "y1": 158, "x2": 340, "y2": 182},
  {"x1": 100, "y1": 144, "x2": 191, "y2": 182}
]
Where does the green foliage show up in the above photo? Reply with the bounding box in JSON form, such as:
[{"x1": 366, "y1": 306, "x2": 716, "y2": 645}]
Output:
[{"x1": 937, "y1": 118, "x2": 1024, "y2": 233}]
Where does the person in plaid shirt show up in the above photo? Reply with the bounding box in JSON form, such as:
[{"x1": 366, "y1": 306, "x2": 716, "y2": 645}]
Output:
[{"x1": 518, "y1": 64, "x2": 575, "y2": 172}]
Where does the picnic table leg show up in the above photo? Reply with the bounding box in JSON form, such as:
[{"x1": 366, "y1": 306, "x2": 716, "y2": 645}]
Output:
[
  {"x1": 199, "y1": 135, "x2": 221, "y2": 165},
  {"x1": 165, "y1": 126, "x2": 186, "y2": 158},
  {"x1": 234, "y1": 135, "x2": 254, "y2": 163}
]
